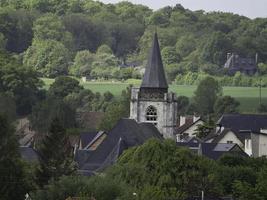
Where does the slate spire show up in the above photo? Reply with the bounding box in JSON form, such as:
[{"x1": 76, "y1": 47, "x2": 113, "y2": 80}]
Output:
[{"x1": 141, "y1": 33, "x2": 168, "y2": 89}]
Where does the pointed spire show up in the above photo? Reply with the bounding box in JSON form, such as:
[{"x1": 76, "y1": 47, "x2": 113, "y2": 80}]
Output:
[{"x1": 141, "y1": 32, "x2": 168, "y2": 89}]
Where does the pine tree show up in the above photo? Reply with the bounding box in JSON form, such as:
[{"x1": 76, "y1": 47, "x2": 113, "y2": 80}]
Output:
[
  {"x1": 37, "y1": 118, "x2": 76, "y2": 186},
  {"x1": 0, "y1": 114, "x2": 31, "y2": 200}
]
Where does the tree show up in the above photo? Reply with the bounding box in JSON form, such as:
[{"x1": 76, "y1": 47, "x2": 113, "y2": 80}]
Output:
[
  {"x1": 176, "y1": 35, "x2": 196, "y2": 58},
  {"x1": 63, "y1": 13, "x2": 104, "y2": 52},
  {"x1": 32, "y1": 13, "x2": 73, "y2": 48},
  {"x1": 0, "y1": 64, "x2": 44, "y2": 116},
  {"x1": 98, "y1": 86, "x2": 131, "y2": 130},
  {"x1": 193, "y1": 76, "x2": 222, "y2": 115},
  {"x1": 0, "y1": 92, "x2": 16, "y2": 121},
  {"x1": 194, "y1": 121, "x2": 214, "y2": 139},
  {"x1": 0, "y1": 9, "x2": 35, "y2": 53},
  {"x1": 177, "y1": 96, "x2": 190, "y2": 115},
  {"x1": 23, "y1": 40, "x2": 70, "y2": 77},
  {"x1": 258, "y1": 63, "x2": 267, "y2": 75},
  {"x1": 201, "y1": 31, "x2": 232, "y2": 66},
  {"x1": 214, "y1": 96, "x2": 240, "y2": 116},
  {"x1": 30, "y1": 98, "x2": 76, "y2": 134},
  {"x1": 37, "y1": 118, "x2": 76, "y2": 186},
  {"x1": 48, "y1": 76, "x2": 83, "y2": 99},
  {"x1": 96, "y1": 44, "x2": 113, "y2": 55},
  {"x1": 0, "y1": 114, "x2": 33, "y2": 200},
  {"x1": 69, "y1": 50, "x2": 95, "y2": 76},
  {"x1": 31, "y1": 175, "x2": 133, "y2": 200},
  {"x1": 161, "y1": 46, "x2": 181, "y2": 65},
  {"x1": 108, "y1": 139, "x2": 222, "y2": 199},
  {"x1": 0, "y1": 32, "x2": 6, "y2": 50}
]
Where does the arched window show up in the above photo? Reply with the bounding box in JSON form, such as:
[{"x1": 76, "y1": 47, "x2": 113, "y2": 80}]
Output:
[{"x1": 146, "y1": 106, "x2": 157, "y2": 124}]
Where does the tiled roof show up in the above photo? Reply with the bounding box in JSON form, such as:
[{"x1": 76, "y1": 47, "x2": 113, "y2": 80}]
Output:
[
  {"x1": 75, "y1": 118, "x2": 163, "y2": 174},
  {"x1": 19, "y1": 146, "x2": 39, "y2": 162},
  {"x1": 176, "y1": 142, "x2": 247, "y2": 160},
  {"x1": 175, "y1": 118, "x2": 203, "y2": 135},
  {"x1": 79, "y1": 131, "x2": 99, "y2": 149},
  {"x1": 217, "y1": 114, "x2": 267, "y2": 133}
]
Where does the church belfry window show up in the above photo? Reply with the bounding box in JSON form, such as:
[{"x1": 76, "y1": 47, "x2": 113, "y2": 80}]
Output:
[{"x1": 146, "y1": 106, "x2": 157, "y2": 124}]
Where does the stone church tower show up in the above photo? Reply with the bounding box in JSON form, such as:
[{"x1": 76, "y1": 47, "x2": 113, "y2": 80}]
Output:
[{"x1": 130, "y1": 33, "x2": 177, "y2": 139}]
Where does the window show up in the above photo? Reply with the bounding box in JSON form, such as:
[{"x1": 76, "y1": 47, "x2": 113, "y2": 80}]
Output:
[
  {"x1": 146, "y1": 105, "x2": 157, "y2": 124},
  {"x1": 227, "y1": 140, "x2": 233, "y2": 144}
]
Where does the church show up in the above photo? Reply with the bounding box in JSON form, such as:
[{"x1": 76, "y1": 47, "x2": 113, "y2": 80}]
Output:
[{"x1": 130, "y1": 33, "x2": 178, "y2": 139}]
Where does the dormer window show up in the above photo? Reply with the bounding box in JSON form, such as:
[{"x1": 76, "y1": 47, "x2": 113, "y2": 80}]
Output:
[{"x1": 146, "y1": 105, "x2": 157, "y2": 125}]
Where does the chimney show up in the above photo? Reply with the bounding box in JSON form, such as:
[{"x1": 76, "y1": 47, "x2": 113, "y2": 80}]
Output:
[
  {"x1": 227, "y1": 53, "x2": 232, "y2": 60},
  {"x1": 179, "y1": 116, "x2": 186, "y2": 127},
  {"x1": 193, "y1": 114, "x2": 200, "y2": 123}
]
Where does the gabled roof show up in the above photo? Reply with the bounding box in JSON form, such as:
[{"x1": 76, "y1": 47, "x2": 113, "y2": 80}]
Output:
[
  {"x1": 75, "y1": 118, "x2": 163, "y2": 174},
  {"x1": 80, "y1": 131, "x2": 99, "y2": 149},
  {"x1": 140, "y1": 33, "x2": 168, "y2": 89},
  {"x1": 19, "y1": 146, "x2": 39, "y2": 162},
  {"x1": 176, "y1": 142, "x2": 247, "y2": 160},
  {"x1": 217, "y1": 114, "x2": 267, "y2": 133},
  {"x1": 175, "y1": 117, "x2": 204, "y2": 135},
  {"x1": 204, "y1": 128, "x2": 251, "y2": 144}
]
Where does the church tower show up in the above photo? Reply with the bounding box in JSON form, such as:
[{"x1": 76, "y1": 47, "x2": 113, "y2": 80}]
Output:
[{"x1": 130, "y1": 33, "x2": 177, "y2": 139}]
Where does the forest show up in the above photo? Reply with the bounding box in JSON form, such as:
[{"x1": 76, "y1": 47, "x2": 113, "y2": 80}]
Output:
[{"x1": 0, "y1": 0, "x2": 267, "y2": 85}]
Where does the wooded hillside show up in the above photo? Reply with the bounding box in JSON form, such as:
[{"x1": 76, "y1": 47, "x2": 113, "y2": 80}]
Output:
[{"x1": 1, "y1": 0, "x2": 267, "y2": 80}]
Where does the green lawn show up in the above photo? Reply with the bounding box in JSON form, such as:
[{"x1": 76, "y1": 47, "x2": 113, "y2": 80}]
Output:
[{"x1": 42, "y1": 78, "x2": 267, "y2": 113}]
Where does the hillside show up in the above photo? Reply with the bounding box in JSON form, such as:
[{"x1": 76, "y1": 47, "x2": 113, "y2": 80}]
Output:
[{"x1": 0, "y1": 0, "x2": 267, "y2": 83}]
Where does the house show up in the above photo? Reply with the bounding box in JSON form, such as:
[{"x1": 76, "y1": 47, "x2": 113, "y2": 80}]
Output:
[
  {"x1": 175, "y1": 116, "x2": 204, "y2": 142},
  {"x1": 177, "y1": 142, "x2": 247, "y2": 160},
  {"x1": 224, "y1": 53, "x2": 257, "y2": 75},
  {"x1": 204, "y1": 114, "x2": 267, "y2": 157},
  {"x1": 74, "y1": 118, "x2": 163, "y2": 175}
]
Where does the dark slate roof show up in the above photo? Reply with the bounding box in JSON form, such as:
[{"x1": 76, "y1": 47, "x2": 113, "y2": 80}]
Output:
[
  {"x1": 19, "y1": 146, "x2": 39, "y2": 162},
  {"x1": 217, "y1": 114, "x2": 267, "y2": 133},
  {"x1": 80, "y1": 131, "x2": 99, "y2": 149},
  {"x1": 224, "y1": 53, "x2": 256, "y2": 70},
  {"x1": 204, "y1": 128, "x2": 251, "y2": 145},
  {"x1": 75, "y1": 118, "x2": 163, "y2": 174},
  {"x1": 175, "y1": 118, "x2": 203, "y2": 135},
  {"x1": 176, "y1": 142, "x2": 247, "y2": 160},
  {"x1": 141, "y1": 33, "x2": 168, "y2": 89}
]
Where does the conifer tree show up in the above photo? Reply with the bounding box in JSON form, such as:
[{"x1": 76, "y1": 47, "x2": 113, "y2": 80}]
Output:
[
  {"x1": 37, "y1": 118, "x2": 76, "y2": 186},
  {"x1": 0, "y1": 114, "x2": 31, "y2": 200}
]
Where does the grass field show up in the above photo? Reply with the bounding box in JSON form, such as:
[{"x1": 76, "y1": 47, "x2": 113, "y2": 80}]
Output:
[{"x1": 42, "y1": 78, "x2": 267, "y2": 113}]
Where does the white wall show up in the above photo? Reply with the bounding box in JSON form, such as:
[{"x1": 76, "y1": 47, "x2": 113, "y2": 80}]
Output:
[
  {"x1": 183, "y1": 121, "x2": 204, "y2": 137},
  {"x1": 258, "y1": 134, "x2": 267, "y2": 157},
  {"x1": 216, "y1": 130, "x2": 244, "y2": 148}
]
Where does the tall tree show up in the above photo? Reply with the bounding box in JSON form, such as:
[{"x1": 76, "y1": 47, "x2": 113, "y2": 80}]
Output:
[
  {"x1": 48, "y1": 76, "x2": 83, "y2": 99},
  {"x1": 0, "y1": 114, "x2": 32, "y2": 200},
  {"x1": 214, "y1": 96, "x2": 240, "y2": 116},
  {"x1": 23, "y1": 40, "x2": 70, "y2": 77},
  {"x1": 193, "y1": 76, "x2": 222, "y2": 115},
  {"x1": 37, "y1": 118, "x2": 76, "y2": 186}
]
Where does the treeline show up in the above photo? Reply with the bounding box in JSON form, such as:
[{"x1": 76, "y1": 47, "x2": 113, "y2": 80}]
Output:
[
  {"x1": 0, "y1": 0, "x2": 267, "y2": 81},
  {"x1": 174, "y1": 72, "x2": 267, "y2": 87}
]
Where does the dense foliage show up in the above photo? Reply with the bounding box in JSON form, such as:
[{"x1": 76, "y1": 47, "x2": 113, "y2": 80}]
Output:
[
  {"x1": 0, "y1": 0, "x2": 267, "y2": 82},
  {"x1": 28, "y1": 139, "x2": 267, "y2": 200},
  {"x1": 36, "y1": 118, "x2": 76, "y2": 186},
  {"x1": 0, "y1": 114, "x2": 34, "y2": 200}
]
